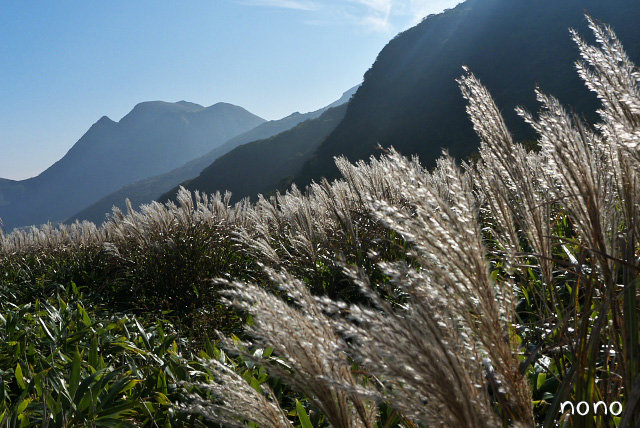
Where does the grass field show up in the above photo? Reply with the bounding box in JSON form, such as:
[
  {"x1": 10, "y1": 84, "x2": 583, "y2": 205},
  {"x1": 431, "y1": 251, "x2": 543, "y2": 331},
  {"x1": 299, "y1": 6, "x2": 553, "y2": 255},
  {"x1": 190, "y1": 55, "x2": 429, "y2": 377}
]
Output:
[{"x1": 1, "y1": 18, "x2": 639, "y2": 428}]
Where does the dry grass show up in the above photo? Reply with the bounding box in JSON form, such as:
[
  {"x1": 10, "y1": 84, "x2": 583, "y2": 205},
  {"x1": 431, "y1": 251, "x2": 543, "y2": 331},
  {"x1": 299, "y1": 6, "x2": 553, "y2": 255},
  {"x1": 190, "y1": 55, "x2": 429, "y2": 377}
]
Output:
[{"x1": 2, "y1": 16, "x2": 639, "y2": 428}]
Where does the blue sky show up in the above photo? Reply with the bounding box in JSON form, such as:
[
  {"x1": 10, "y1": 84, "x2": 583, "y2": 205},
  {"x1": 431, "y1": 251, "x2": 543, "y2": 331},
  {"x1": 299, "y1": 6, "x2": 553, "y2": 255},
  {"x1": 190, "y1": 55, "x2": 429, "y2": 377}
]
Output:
[{"x1": 0, "y1": 0, "x2": 460, "y2": 180}]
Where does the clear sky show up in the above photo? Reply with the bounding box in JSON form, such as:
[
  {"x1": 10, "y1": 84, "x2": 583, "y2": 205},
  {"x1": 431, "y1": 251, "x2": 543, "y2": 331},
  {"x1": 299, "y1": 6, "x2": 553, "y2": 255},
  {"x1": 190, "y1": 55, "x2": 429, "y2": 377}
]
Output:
[{"x1": 0, "y1": 0, "x2": 460, "y2": 180}]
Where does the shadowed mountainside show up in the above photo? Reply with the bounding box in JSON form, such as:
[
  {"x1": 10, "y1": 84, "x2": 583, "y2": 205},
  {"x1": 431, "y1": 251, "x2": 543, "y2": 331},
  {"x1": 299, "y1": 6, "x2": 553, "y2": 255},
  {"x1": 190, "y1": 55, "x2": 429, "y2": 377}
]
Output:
[
  {"x1": 295, "y1": 0, "x2": 640, "y2": 186},
  {"x1": 161, "y1": 103, "x2": 348, "y2": 204}
]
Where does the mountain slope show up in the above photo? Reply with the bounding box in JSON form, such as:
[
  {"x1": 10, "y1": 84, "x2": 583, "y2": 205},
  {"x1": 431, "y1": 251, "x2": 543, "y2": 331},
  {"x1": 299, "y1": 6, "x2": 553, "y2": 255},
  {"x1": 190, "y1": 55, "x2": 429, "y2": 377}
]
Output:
[
  {"x1": 296, "y1": 0, "x2": 640, "y2": 186},
  {"x1": 161, "y1": 103, "x2": 348, "y2": 204},
  {"x1": 0, "y1": 102, "x2": 265, "y2": 231},
  {"x1": 70, "y1": 86, "x2": 358, "y2": 224}
]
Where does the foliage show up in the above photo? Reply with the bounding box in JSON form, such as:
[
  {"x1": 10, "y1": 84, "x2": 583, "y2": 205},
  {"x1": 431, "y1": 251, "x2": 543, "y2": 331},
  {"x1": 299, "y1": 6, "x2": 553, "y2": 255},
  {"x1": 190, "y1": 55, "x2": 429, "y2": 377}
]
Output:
[
  {"x1": 182, "y1": 17, "x2": 640, "y2": 428},
  {"x1": 0, "y1": 14, "x2": 639, "y2": 428},
  {"x1": 0, "y1": 286, "x2": 199, "y2": 427}
]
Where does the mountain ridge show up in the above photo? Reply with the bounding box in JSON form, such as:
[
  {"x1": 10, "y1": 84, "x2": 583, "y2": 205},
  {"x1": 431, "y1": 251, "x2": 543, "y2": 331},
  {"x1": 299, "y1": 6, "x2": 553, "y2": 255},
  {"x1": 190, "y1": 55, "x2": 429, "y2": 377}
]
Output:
[
  {"x1": 0, "y1": 101, "x2": 265, "y2": 231},
  {"x1": 294, "y1": 0, "x2": 640, "y2": 186},
  {"x1": 159, "y1": 103, "x2": 349, "y2": 205},
  {"x1": 162, "y1": 0, "x2": 640, "y2": 207},
  {"x1": 68, "y1": 85, "x2": 359, "y2": 224}
]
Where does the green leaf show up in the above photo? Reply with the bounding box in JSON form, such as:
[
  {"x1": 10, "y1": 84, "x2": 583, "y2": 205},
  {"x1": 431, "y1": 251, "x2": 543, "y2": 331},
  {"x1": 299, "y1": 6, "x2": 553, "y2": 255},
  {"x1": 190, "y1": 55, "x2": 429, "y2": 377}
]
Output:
[
  {"x1": 19, "y1": 413, "x2": 30, "y2": 428},
  {"x1": 74, "y1": 368, "x2": 107, "y2": 406},
  {"x1": 89, "y1": 336, "x2": 99, "y2": 369},
  {"x1": 296, "y1": 400, "x2": 313, "y2": 428},
  {"x1": 37, "y1": 317, "x2": 56, "y2": 342},
  {"x1": 97, "y1": 401, "x2": 136, "y2": 420},
  {"x1": 70, "y1": 347, "x2": 82, "y2": 397},
  {"x1": 203, "y1": 335, "x2": 214, "y2": 357},
  {"x1": 249, "y1": 376, "x2": 261, "y2": 393},
  {"x1": 134, "y1": 318, "x2": 151, "y2": 350},
  {"x1": 15, "y1": 363, "x2": 27, "y2": 390},
  {"x1": 155, "y1": 392, "x2": 171, "y2": 406},
  {"x1": 537, "y1": 372, "x2": 547, "y2": 390},
  {"x1": 16, "y1": 397, "x2": 31, "y2": 414},
  {"x1": 78, "y1": 303, "x2": 91, "y2": 326},
  {"x1": 101, "y1": 378, "x2": 140, "y2": 409}
]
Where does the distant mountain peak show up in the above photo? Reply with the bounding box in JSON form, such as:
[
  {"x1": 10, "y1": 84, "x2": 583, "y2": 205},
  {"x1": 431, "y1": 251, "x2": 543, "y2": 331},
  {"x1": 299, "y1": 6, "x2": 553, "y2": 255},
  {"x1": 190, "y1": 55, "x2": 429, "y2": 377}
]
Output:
[
  {"x1": 207, "y1": 102, "x2": 245, "y2": 110},
  {"x1": 121, "y1": 100, "x2": 205, "y2": 123},
  {"x1": 1, "y1": 98, "x2": 265, "y2": 231},
  {"x1": 175, "y1": 100, "x2": 203, "y2": 109},
  {"x1": 69, "y1": 84, "x2": 359, "y2": 225},
  {"x1": 96, "y1": 115, "x2": 115, "y2": 125},
  {"x1": 325, "y1": 84, "x2": 360, "y2": 109},
  {"x1": 82, "y1": 115, "x2": 115, "y2": 135}
]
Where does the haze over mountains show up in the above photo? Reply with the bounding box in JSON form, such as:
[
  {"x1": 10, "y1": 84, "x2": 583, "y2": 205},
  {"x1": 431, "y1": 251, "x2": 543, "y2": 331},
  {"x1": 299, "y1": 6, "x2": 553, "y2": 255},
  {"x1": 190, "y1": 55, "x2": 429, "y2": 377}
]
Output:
[
  {"x1": 161, "y1": 103, "x2": 348, "y2": 205},
  {"x1": 0, "y1": 102, "x2": 265, "y2": 230},
  {"x1": 4, "y1": 0, "x2": 640, "y2": 232},
  {"x1": 70, "y1": 85, "x2": 358, "y2": 224}
]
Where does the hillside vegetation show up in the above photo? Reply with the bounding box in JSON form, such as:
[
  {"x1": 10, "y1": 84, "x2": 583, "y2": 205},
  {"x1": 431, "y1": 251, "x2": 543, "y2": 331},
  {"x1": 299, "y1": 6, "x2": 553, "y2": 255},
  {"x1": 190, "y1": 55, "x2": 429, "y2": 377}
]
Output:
[{"x1": 0, "y1": 17, "x2": 639, "y2": 428}]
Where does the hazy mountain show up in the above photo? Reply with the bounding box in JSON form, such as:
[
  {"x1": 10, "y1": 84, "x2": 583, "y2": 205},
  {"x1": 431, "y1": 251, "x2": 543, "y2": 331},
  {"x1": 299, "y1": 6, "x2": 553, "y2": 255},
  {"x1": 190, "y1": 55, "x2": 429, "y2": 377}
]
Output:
[
  {"x1": 70, "y1": 85, "x2": 358, "y2": 224},
  {"x1": 295, "y1": 0, "x2": 640, "y2": 186},
  {"x1": 161, "y1": 103, "x2": 348, "y2": 204},
  {"x1": 0, "y1": 101, "x2": 265, "y2": 231}
]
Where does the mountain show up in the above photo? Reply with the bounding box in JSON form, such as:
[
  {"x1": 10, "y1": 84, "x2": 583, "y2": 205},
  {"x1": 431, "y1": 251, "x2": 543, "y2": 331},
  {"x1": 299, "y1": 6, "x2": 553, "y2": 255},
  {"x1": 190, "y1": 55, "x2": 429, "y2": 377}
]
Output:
[
  {"x1": 70, "y1": 85, "x2": 359, "y2": 224},
  {"x1": 161, "y1": 103, "x2": 348, "y2": 204},
  {"x1": 295, "y1": 0, "x2": 640, "y2": 186},
  {"x1": 0, "y1": 101, "x2": 265, "y2": 231}
]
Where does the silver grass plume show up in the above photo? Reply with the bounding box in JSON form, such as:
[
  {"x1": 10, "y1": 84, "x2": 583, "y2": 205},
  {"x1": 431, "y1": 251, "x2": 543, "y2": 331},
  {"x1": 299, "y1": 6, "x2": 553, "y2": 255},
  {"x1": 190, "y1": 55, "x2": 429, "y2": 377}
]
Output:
[
  {"x1": 324, "y1": 260, "x2": 499, "y2": 427},
  {"x1": 218, "y1": 267, "x2": 377, "y2": 428},
  {"x1": 180, "y1": 358, "x2": 294, "y2": 428},
  {"x1": 573, "y1": 16, "x2": 640, "y2": 248},
  {"x1": 458, "y1": 69, "x2": 555, "y2": 289},
  {"x1": 573, "y1": 16, "x2": 640, "y2": 157},
  {"x1": 334, "y1": 150, "x2": 533, "y2": 426},
  {"x1": 517, "y1": 90, "x2": 619, "y2": 286}
]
